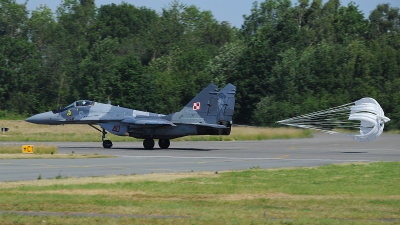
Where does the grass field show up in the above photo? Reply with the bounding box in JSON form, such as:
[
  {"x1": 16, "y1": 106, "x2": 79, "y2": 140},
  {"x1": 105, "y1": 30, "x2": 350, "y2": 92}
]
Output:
[
  {"x1": 0, "y1": 120, "x2": 312, "y2": 142},
  {"x1": 0, "y1": 162, "x2": 399, "y2": 224},
  {"x1": 0, "y1": 144, "x2": 57, "y2": 154},
  {"x1": 0, "y1": 145, "x2": 114, "y2": 159}
]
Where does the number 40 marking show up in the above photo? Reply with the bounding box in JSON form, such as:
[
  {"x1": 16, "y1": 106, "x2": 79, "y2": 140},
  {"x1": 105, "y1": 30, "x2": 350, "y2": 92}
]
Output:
[{"x1": 112, "y1": 125, "x2": 120, "y2": 132}]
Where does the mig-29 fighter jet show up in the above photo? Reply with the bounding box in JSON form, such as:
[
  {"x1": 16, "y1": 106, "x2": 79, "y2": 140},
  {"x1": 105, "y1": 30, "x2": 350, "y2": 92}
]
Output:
[{"x1": 26, "y1": 83, "x2": 236, "y2": 149}]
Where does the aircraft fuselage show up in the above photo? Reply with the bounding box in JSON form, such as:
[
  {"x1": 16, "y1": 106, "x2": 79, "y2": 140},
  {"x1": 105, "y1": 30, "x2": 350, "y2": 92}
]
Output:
[{"x1": 26, "y1": 83, "x2": 236, "y2": 149}]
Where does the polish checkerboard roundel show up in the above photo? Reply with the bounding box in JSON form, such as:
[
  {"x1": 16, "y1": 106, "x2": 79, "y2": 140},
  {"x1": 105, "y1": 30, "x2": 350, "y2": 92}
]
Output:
[{"x1": 193, "y1": 102, "x2": 200, "y2": 110}]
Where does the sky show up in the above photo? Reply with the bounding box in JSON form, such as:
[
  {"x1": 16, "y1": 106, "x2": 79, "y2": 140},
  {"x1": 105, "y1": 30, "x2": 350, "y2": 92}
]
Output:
[{"x1": 15, "y1": 0, "x2": 400, "y2": 28}]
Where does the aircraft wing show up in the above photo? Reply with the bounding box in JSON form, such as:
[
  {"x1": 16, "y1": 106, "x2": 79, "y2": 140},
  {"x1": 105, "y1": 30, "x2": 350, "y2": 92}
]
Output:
[{"x1": 121, "y1": 117, "x2": 176, "y2": 126}]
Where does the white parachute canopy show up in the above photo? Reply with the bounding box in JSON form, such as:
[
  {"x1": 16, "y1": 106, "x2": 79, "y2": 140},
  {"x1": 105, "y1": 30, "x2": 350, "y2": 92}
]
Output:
[{"x1": 277, "y1": 98, "x2": 390, "y2": 142}]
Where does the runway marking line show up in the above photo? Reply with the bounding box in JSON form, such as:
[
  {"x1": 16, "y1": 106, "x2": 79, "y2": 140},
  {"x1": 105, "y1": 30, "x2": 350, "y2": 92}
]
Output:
[
  {"x1": 148, "y1": 169, "x2": 172, "y2": 171},
  {"x1": 197, "y1": 160, "x2": 230, "y2": 164},
  {"x1": 68, "y1": 165, "x2": 124, "y2": 168},
  {"x1": 275, "y1": 154, "x2": 289, "y2": 159},
  {"x1": 68, "y1": 166, "x2": 100, "y2": 168},
  {"x1": 115, "y1": 155, "x2": 373, "y2": 162},
  {"x1": 29, "y1": 164, "x2": 60, "y2": 167}
]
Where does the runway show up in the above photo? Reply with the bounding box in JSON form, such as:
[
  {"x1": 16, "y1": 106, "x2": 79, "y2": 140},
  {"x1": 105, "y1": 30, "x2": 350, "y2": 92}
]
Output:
[{"x1": 0, "y1": 133, "x2": 399, "y2": 181}]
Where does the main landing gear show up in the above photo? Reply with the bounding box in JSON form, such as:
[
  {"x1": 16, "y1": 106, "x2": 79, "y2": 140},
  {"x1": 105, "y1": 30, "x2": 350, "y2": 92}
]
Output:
[
  {"x1": 158, "y1": 139, "x2": 170, "y2": 149},
  {"x1": 143, "y1": 138, "x2": 154, "y2": 150},
  {"x1": 142, "y1": 138, "x2": 170, "y2": 150},
  {"x1": 89, "y1": 125, "x2": 169, "y2": 149}
]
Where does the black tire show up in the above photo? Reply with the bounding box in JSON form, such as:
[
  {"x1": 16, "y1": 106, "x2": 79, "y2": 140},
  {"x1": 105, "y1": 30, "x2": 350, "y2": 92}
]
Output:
[
  {"x1": 102, "y1": 140, "x2": 113, "y2": 148},
  {"x1": 158, "y1": 139, "x2": 170, "y2": 149},
  {"x1": 143, "y1": 138, "x2": 155, "y2": 150},
  {"x1": 223, "y1": 127, "x2": 231, "y2": 135},
  {"x1": 223, "y1": 122, "x2": 232, "y2": 135}
]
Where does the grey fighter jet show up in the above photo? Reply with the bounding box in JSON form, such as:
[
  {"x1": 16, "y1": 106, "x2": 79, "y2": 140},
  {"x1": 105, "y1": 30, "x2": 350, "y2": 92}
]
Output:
[{"x1": 26, "y1": 83, "x2": 236, "y2": 149}]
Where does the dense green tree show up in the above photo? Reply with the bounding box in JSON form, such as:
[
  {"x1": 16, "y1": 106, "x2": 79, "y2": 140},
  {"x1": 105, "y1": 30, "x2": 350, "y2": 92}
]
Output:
[
  {"x1": 0, "y1": 0, "x2": 28, "y2": 37},
  {"x1": 0, "y1": 36, "x2": 43, "y2": 113},
  {"x1": 233, "y1": 0, "x2": 297, "y2": 123},
  {"x1": 77, "y1": 37, "x2": 120, "y2": 101},
  {"x1": 234, "y1": 0, "x2": 400, "y2": 127},
  {"x1": 112, "y1": 55, "x2": 154, "y2": 111},
  {"x1": 45, "y1": 0, "x2": 98, "y2": 106},
  {"x1": 27, "y1": 6, "x2": 57, "y2": 51},
  {"x1": 333, "y1": 2, "x2": 369, "y2": 44},
  {"x1": 146, "y1": 1, "x2": 236, "y2": 109},
  {"x1": 369, "y1": 3, "x2": 400, "y2": 38},
  {"x1": 0, "y1": 0, "x2": 399, "y2": 131},
  {"x1": 0, "y1": 1, "x2": 44, "y2": 113},
  {"x1": 96, "y1": 3, "x2": 158, "y2": 64},
  {"x1": 96, "y1": 3, "x2": 157, "y2": 39},
  {"x1": 207, "y1": 41, "x2": 245, "y2": 87}
]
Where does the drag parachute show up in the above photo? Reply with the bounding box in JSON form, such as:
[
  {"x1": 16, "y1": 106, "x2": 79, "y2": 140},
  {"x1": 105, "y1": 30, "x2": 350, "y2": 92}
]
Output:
[{"x1": 277, "y1": 98, "x2": 390, "y2": 142}]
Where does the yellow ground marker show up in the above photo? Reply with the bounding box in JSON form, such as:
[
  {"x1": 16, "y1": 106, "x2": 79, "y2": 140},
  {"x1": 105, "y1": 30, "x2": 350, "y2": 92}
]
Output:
[{"x1": 22, "y1": 145, "x2": 34, "y2": 154}]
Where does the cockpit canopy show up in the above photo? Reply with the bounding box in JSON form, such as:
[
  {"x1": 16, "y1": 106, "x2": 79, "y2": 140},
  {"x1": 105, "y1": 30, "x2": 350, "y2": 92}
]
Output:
[
  {"x1": 75, "y1": 100, "x2": 94, "y2": 107},
  {"x1": 52, "y1": 100, "x2": 95, "y2": 113}
]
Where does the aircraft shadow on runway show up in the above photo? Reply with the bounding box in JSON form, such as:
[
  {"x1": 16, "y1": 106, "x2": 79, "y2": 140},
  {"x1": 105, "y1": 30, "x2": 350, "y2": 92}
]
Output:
[
  {"x1": 341, "y1": 151, "x2": 367, "y2": 154},
  {"x1": 61, "y1": 146, "x2": 213, "y2": 151}
]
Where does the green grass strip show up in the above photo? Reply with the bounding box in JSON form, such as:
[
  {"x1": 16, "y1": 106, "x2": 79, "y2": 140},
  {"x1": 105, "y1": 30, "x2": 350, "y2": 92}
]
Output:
[
  {"x1": 0, "y1": 162, "x2": 399, "y2": 224},
  {"x1": 0, "y1": 145, "x2": 57, "y2": 154}
]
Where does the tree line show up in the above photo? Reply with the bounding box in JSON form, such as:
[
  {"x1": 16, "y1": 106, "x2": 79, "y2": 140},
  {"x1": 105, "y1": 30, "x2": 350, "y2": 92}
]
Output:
[{"x1": 1, "y1": 0, "x2": 399, "y2": 129}]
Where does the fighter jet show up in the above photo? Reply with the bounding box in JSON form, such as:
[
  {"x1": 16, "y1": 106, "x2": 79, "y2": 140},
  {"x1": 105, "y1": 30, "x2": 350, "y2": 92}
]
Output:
[{"x1": 26, "y1": 83, "x2": 236, "y2": 149}]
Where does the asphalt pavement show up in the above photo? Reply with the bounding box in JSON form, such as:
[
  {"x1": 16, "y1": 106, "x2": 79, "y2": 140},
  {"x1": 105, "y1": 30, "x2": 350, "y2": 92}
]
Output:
[{"x1": 0, "y1": 133, "x2": 398, "y2": 181}]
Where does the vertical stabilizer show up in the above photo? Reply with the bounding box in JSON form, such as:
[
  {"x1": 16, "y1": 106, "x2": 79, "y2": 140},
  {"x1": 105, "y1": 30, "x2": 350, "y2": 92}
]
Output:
[
  {"x1": 174, "y1": 83, "x2": 219, "y2": 124},
  {"x1": 217, "y1": 83, "x2": 236, "y2": 125}
]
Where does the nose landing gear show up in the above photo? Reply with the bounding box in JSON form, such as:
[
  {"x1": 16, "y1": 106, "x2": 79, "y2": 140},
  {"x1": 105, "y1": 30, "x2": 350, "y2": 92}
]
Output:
[
  {"x1": 89, "y1": 124, "x2": 113, "y2": 148},
  {"x1": 102, "y1": 139, "x2": 113, "y2": 148},
  {"x1": 102, "y1": 128, "x2": 113, "y2": 148}
]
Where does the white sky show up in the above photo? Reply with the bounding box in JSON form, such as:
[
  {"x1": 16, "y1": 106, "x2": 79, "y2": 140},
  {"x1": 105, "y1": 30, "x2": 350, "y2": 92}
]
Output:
[{"x1": 15, "y1": 0, "x2": 400, "y2": 28}]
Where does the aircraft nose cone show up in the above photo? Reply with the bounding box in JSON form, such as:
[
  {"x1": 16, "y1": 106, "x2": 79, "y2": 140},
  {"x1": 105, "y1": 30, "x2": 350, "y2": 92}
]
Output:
[
  {"x1": 25, "y1": 116, "x2": 35, "y2": 123},
  {"x1": 25, "y1": 112, "x2": 57, "y2": 124},
  {"x1": 25, "y1": 114, "x2": 43, "y2": 124}
]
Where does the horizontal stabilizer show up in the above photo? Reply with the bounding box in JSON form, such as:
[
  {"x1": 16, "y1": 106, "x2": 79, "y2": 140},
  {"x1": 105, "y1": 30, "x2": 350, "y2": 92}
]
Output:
[{"x1": 193, "y1": 123, "x2": 229, "y2": 129}]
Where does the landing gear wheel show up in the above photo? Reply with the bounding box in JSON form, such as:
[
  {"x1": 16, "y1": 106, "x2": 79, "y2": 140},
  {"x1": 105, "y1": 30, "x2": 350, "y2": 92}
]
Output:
[
  {"x1": 103, "y1": 140, "x2": 113, "y2": 148},
  {"x1": 143, "y1": 138, "x2": 155, "y2": 150},
  {"x1": 158, "y1": 139, "x2": 170, "y2": 149},
  {"x1": 222, "y1": 122, "x2": 232, "y2": 135},
  {"x1": 223, "y1": 126, "x2": 231, "y2": 135}
]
